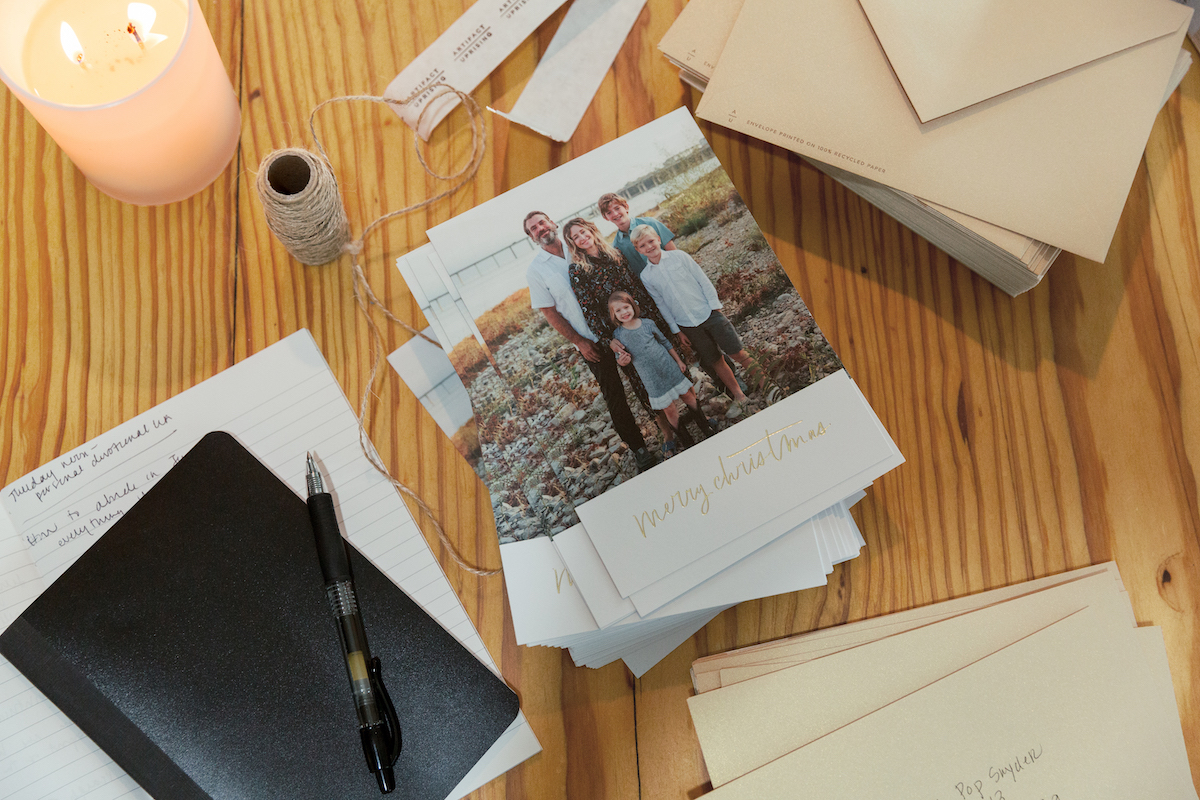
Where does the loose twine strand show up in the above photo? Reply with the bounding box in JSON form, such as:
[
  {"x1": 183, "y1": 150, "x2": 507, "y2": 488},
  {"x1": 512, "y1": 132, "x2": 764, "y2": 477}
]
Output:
[{"x1": 256, "y1": 85, "x2": 500, "y2": 577}]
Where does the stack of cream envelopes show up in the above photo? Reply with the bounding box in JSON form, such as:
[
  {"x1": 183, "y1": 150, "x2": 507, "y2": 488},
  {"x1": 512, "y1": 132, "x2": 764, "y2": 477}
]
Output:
[
  {"x1": 687, "y1": 563, "x2": 1198, "y2": 798},
  {"x1": 661, "y1": 0, "x2": 1193, "y2": 295},
  {"x1": 390, "y1": 108, "x2": 903, "y2": 676}
]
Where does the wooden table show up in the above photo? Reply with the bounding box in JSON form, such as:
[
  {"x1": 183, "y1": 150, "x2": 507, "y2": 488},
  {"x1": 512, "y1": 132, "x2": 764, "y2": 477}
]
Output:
[{"x1": 4, "y1": 1, "x2": 1199, "y2": 797}]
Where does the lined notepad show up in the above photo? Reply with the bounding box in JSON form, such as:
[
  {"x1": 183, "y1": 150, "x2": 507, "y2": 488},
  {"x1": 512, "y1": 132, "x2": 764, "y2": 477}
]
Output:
[{"x1": 0, "y1": 330, "x2": 539, "y2": 800}]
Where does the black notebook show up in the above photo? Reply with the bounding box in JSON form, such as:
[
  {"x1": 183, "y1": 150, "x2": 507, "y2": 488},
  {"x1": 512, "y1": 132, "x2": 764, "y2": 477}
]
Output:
[{"x1": 0, "y1": 431, "x2": 520, "y2": 800}]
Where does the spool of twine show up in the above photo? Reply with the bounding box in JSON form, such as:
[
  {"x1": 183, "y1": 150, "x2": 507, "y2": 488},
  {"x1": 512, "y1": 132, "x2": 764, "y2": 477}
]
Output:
[
  {"x1": 248, "y1": 88, "x2": 499, "y2": 577},
  {"x1": 255, "y1": 148, "x2": 351, "y2": 266}
]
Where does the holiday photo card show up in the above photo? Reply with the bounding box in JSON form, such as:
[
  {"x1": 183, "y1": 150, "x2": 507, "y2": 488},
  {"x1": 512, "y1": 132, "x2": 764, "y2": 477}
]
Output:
[{"x1": 426, "y1": 109, "x2": 903, "y2": 599}]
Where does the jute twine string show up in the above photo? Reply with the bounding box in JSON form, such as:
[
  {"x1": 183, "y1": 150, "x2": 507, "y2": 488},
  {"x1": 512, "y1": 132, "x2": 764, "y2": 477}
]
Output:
[
  {"x1": 256, "y1": 85, "x2": 499, "y2": 577},
  {"x1": 255, "y1": 150, "x2": 350, "y2": 265}
]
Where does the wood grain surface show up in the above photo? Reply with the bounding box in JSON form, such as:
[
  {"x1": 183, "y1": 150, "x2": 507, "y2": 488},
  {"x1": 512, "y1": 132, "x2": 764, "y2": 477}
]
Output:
[{"x1": 3, "y1": 1, "x2": 1199, "y2": 797}]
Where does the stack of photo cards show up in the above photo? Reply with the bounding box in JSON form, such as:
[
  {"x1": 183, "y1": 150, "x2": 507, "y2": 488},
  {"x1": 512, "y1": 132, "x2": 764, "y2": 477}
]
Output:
[
  {"x1": 660, "y1": 0, "x2": 1193, "y2": 295},
  {"x1": 392, "y1": 108, "x2": 902, "y2": 675},
  {"x1": 686, "y1": 563, "x2": 1198, "y2": 798},
  {"x1": 394, "y1": 244, "x2": 872, "y2": 674}
]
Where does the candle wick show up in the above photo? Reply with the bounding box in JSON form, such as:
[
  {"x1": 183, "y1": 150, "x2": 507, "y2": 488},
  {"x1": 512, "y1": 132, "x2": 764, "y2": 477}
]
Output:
[{"x1": 127, "y1": 23, "x2": 146, "y2": 50}]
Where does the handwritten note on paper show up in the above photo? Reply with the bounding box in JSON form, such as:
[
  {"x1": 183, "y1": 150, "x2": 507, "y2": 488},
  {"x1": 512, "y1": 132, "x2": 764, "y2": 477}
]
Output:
[
  {"x1": 939, "y1": 746, "x2": 1048, "y2": 800},
  {"x1": 0, "y1": 346, "x2": 328, "y2": 608},
  {"x1": 0, "y1": 330, "x2": 539, "y2": 800}
]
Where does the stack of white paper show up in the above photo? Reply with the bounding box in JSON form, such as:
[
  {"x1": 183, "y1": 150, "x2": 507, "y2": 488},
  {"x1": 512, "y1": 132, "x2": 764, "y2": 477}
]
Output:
[
  {"x1": 659, "y1": 0, "x2": 1193, "y2": 295},
  {"x1": 391, "y1": 108, "x2": 903, "y2": 676},
  {"x1": 687, "y1": 563, "x2": 1198, "y2": 798}
]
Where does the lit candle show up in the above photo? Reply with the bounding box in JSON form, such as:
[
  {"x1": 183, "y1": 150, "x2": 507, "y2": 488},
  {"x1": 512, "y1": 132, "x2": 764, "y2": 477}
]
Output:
[{"x1": 0, "y1": 0, "x2": 240, "y2": 205}]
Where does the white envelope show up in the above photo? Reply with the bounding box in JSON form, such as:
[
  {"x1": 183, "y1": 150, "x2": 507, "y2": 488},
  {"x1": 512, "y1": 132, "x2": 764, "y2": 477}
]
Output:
[
  {"x1": 859, "y1": 0, "x2": 1188, "y2": 122},
  {"x1": 695, "y1": 0, "x2": 1192, "y2": 262}
]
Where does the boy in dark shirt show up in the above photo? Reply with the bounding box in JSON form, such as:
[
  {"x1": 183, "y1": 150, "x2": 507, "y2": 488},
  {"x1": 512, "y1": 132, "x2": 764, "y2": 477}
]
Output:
[{"x1": 599, "y1": 192, "x2": 676, "y2": 277}]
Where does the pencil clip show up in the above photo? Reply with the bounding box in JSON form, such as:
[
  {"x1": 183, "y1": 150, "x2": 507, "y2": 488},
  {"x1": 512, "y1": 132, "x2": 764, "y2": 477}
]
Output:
[{"x1": 370, "y1": 656, "x2": 403, "y2": 763}]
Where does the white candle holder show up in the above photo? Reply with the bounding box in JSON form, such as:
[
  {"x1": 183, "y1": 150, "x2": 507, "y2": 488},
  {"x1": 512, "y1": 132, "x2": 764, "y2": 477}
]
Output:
[{"x1": 0, "y1": 0, "x2": 240, "y2": 205}]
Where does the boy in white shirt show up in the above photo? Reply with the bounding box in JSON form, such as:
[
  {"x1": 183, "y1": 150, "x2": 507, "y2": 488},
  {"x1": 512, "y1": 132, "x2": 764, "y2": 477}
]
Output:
[{"x1": 632, "y1": 224, "x2": 757, "y2": 415}]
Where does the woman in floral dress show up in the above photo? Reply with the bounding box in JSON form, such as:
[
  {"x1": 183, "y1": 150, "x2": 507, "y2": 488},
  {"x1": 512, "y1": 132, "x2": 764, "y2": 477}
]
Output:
[{"x1": 563, "y1": 217, "x2": 676, "y2": 446}]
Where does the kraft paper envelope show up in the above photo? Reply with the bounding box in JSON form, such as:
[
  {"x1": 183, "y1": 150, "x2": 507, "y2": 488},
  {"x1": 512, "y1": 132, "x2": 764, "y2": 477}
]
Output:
[
  {"x1": 688, "y1": 572, "x2": 1126, "y2": 786},
  {"x1": 656, "y1": 0, "x2": 744, "y2": 78},
  {"x1": 858, "y1": 0, "x2": 1187, "y2": 122},
  {"x1": 696, "y1": 0, "x2": 1192, "y2": 262},
  {"x1": 701, "y1": 606, "x2": 1197, "y2": 799}
]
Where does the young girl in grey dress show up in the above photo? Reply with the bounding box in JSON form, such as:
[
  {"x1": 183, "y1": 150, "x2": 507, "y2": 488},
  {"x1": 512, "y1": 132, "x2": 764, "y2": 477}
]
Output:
[{"x1": 608, "y1": 291, "x2": 714, "y2": 455}]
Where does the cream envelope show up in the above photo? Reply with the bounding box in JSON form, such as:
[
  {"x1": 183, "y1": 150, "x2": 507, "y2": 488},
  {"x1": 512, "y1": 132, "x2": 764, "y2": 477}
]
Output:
[
  {"x1": 687, "y1": 573, "x2": 1128, "y2": 786},
  {"x1": 859, "y1": 0, "x2": 1188, "y2": 122},
  {"x1": 700, "y1": 613, "x2": 1197, "y2": 799},
  {"x1": 696, "y1": 0, "x2": 1192, "y2": 262}
]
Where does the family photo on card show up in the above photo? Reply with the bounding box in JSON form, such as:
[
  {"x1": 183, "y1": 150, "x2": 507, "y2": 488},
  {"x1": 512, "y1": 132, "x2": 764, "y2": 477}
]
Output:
[{"x1": 426, "y1": 110, "x2": 847, "y2": 548}]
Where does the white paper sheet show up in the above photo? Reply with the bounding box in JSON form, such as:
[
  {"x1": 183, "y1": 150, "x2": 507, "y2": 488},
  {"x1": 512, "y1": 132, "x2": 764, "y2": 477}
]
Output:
[{"x1": 490, "y1": 0, "x2": 647, "y2": 141}]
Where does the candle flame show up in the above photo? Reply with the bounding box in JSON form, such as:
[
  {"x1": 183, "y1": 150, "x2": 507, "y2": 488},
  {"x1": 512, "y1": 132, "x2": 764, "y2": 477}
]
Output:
[
  {"x1": 59, "y1": 21, "x2": 85, "y2": 66},
  {"x1": 127, "y1": 3, "x2": 168, "y2": 48}
]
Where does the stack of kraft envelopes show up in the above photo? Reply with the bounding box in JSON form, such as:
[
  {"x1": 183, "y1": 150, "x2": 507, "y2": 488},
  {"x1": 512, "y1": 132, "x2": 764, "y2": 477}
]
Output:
[{"x1": 661, "y1": 0, "x2": 1194, "y2": 295}]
